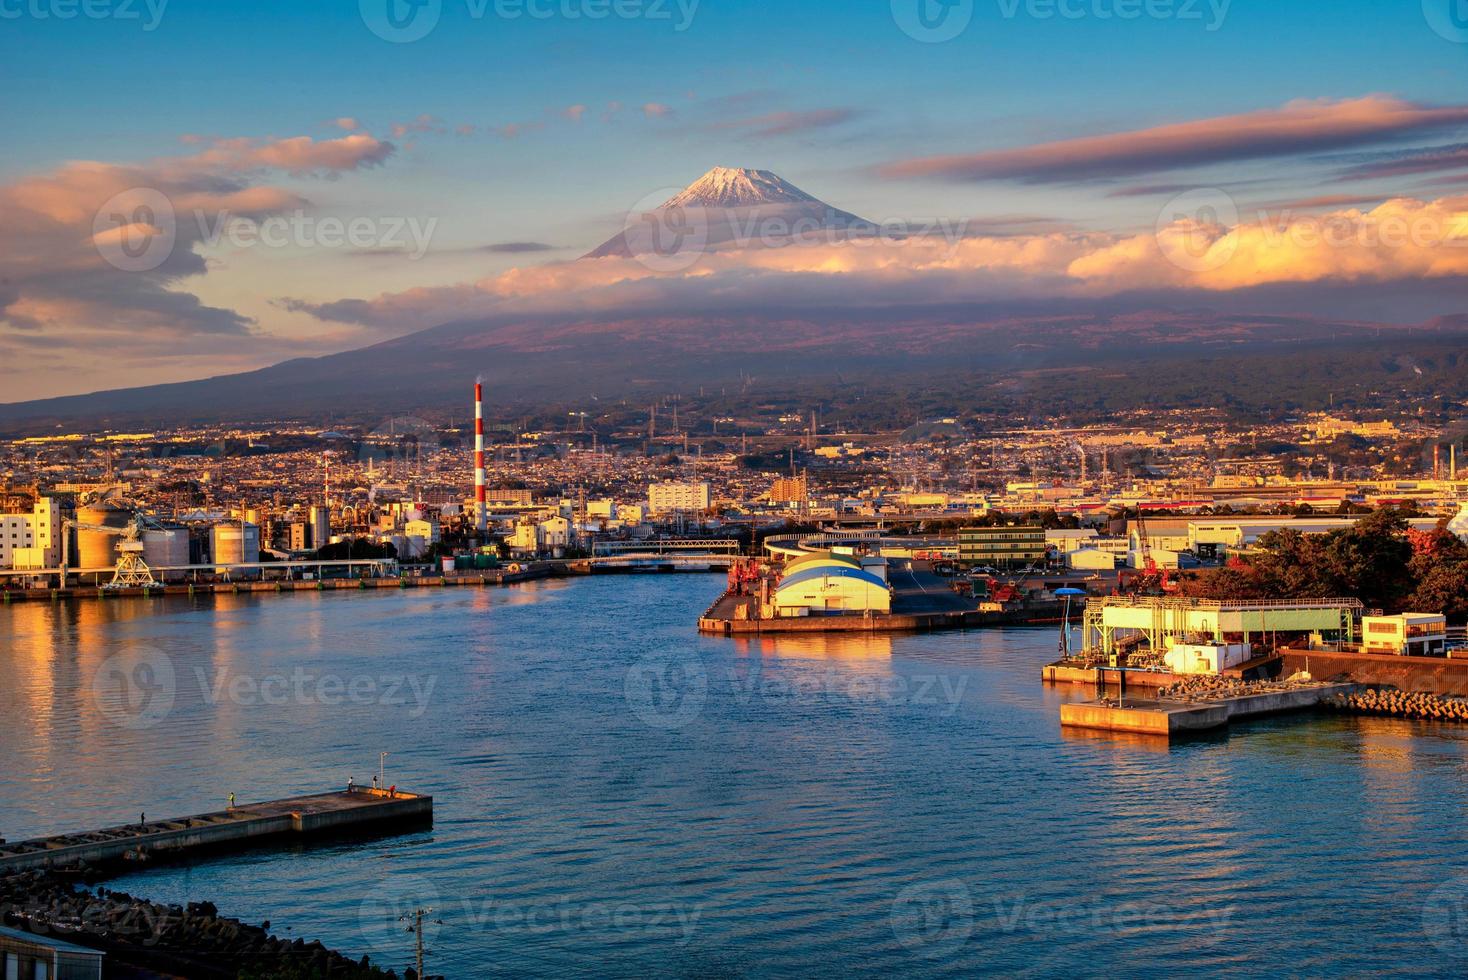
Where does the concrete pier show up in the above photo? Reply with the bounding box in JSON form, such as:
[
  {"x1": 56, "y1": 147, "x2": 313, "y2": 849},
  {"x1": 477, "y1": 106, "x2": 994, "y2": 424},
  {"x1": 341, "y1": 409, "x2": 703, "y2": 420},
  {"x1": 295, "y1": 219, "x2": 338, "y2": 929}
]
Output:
[
  {"x1": 0, "y1": 789, "x2": 431, "y2": 875},
  {"x1": 1059, "y1": 683, "x2": 1356, "y2": 740}
]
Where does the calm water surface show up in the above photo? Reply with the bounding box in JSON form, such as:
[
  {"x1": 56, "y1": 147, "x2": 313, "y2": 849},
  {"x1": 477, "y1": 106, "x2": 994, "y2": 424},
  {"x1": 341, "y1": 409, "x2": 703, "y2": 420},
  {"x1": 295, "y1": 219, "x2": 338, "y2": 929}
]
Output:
[{"x1": 5, "y1": 576, "x2": 1468, "y2": 977}]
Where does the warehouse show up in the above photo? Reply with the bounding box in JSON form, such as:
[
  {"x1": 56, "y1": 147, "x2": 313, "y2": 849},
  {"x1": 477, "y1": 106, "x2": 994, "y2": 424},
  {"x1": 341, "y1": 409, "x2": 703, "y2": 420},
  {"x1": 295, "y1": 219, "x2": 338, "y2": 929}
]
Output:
[{"x1": 775, "y1": 553, "x2": 891, "y2": 616}]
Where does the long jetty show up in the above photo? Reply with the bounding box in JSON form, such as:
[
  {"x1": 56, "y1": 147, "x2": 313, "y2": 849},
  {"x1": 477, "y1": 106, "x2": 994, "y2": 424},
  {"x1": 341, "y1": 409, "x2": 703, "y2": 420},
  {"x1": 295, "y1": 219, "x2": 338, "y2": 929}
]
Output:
[{"x1": 0, "y1": 789, "x2": 431, "y2": 875}]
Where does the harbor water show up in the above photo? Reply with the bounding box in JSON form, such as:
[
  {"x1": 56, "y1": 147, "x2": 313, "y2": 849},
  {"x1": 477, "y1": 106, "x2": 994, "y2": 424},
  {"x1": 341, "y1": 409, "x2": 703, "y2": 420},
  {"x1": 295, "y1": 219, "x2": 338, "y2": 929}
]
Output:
[{"x1": 5, "y1": 576, "x2": 1468, "y2": 977}]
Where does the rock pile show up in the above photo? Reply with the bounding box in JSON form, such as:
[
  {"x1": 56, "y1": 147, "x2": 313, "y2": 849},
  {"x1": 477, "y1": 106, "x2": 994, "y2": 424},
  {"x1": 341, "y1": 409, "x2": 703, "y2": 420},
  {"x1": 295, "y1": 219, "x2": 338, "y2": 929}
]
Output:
[
  {"x1": 1329, "y1": 689, "x2": 1468, "y2": 722},
  {"x1": 0, "y1": 869, "x2": 400, "y2": 979},
  {"x1": 1157, "y1": 676, "x2": 1313, "y2": 704}
]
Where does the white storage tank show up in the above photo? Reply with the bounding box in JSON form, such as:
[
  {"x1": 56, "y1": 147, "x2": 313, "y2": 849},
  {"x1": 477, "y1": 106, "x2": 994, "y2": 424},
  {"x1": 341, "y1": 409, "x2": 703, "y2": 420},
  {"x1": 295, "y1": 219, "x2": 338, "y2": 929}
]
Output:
[{"x1": 142, "y1": 526, "x2": 191, "y2": 582}]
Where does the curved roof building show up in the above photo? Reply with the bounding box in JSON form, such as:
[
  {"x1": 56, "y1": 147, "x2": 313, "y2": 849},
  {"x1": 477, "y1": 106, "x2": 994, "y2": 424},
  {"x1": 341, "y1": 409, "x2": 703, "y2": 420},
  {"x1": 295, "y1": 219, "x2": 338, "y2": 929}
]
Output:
[{"x1": 775, "y1": 553, "x2": 891, "y2": 616}]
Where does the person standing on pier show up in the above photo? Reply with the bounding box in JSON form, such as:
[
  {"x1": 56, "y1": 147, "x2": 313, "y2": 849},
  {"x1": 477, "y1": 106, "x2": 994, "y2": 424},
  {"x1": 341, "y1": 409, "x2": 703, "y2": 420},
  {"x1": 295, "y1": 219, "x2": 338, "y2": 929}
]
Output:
[
  {"x1": 348, "y1": 776, "x2": 355, "y2": 793},
  {"x1": 228, "y1": 793, "x2": 235, "y2": 810}
]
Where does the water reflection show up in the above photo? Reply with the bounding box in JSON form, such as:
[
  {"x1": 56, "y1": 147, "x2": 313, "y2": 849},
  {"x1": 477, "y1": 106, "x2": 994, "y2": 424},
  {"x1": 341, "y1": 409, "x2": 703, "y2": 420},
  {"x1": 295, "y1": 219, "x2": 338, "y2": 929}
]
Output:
[{"x1": 5, "y1": 578, "x2": 1468, "y2": 977}]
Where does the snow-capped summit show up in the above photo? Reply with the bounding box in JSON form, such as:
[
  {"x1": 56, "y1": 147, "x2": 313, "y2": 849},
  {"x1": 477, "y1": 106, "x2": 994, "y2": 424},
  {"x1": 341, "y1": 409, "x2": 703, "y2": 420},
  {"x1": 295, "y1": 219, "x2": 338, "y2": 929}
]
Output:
[
  {"x1": 585, "y1": 167, "x2": 871, "y2": 261},
  {"x1": 660, "y1": 167, "x2": 821, "y2": 209}
]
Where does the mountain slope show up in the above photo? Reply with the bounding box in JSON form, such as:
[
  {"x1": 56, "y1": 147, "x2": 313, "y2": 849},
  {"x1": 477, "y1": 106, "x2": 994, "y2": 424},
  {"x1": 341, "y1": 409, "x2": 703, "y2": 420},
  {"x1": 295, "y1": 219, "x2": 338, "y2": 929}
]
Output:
[{"x1": 586, "y1": 167, "x2": 872, "y2": 259}]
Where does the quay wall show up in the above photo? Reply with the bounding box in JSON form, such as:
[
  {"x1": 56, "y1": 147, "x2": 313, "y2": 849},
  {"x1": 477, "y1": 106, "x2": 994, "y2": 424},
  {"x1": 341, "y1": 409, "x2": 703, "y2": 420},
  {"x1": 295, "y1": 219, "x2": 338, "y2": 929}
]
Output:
[{"x1": 1282, "y1": 650, "x2": 1468, "y2": 696}]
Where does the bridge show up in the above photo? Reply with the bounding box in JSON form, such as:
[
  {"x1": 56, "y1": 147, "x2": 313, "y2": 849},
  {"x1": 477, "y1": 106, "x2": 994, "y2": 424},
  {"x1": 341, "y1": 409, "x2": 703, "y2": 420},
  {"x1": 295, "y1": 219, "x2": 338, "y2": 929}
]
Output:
[
  {"x1": 587, "y1": 553, "x2": 735, "y2": 572},
  {"x1": 592, "y1": 539, "x2": 741, "y2": 556}
]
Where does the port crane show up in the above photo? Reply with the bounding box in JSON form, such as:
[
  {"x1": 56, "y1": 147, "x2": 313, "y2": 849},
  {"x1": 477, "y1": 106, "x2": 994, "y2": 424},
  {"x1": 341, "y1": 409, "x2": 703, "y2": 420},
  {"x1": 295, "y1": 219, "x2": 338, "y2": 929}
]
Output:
[{"x1": 61, "y1": 513, "x2": 166, "y2": 589}]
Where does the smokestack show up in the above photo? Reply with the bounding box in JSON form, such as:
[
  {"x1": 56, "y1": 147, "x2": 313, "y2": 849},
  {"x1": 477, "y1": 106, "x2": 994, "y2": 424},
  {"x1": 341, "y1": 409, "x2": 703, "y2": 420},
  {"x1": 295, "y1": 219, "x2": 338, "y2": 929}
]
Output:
[
  {"x1": 475, "y1": 380, "x2": 487, "y2": 536},
  {"x1": 1454, "y1": 444, "x2": 1459, "y2": 483}
]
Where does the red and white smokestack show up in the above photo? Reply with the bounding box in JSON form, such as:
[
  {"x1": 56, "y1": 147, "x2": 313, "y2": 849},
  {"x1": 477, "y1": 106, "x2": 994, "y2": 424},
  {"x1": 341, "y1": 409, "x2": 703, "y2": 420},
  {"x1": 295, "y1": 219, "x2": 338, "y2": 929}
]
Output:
[{"x1": 475, "y1": 380, "x2": 487, "y2": 535}]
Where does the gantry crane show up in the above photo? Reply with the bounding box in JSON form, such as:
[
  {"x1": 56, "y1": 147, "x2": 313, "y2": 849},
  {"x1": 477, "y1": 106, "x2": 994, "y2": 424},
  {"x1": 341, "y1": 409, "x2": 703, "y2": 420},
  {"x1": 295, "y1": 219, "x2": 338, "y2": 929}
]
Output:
[{"x1": 61, "y1": 513, "x2": 165, "y2": 589}]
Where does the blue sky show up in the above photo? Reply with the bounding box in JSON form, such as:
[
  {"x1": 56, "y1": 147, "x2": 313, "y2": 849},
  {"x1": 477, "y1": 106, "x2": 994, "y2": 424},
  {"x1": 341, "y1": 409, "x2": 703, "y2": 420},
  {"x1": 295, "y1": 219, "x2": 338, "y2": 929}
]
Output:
[{"x1": 3, "y1": 0, "x2": 1468, "y2": 400}]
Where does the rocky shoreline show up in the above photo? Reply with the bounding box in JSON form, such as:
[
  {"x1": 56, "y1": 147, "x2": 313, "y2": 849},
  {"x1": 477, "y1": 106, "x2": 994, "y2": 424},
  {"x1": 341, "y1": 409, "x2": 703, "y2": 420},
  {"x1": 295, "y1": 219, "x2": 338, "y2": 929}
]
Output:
[{"x1": 0, "y1": 869, "x2": 404, "y2": 979}]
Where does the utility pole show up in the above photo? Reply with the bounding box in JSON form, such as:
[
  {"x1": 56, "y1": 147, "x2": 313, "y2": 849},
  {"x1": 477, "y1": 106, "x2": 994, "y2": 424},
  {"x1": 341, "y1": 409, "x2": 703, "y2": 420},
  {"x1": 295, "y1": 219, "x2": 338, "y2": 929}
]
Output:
[{"x1": 399, "y1": 906, "x2": 437, "y2": 980}]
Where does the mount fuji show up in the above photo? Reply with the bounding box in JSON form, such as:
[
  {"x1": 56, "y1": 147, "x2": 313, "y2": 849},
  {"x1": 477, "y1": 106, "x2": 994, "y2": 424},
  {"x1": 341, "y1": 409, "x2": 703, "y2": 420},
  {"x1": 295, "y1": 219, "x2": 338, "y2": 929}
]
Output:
[{"x1": 586, "y1": 167, "x2": 873, "y2": 259}]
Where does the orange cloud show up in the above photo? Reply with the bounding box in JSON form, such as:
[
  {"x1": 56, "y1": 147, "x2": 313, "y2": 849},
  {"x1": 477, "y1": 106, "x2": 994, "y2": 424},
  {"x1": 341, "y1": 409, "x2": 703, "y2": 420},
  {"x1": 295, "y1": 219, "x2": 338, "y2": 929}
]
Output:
[{"x1": 287, "y1": 193, "x2": 1468, "y2": 331}]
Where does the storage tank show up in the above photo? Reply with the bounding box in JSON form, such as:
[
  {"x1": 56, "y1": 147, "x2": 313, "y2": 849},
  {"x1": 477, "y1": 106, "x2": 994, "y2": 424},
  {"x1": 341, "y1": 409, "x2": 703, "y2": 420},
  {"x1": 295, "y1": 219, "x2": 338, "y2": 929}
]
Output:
[
  {"x1": 211, "y1": 522, "x2": 260, "y2": 575},
  {"x1": 142, "y1": 526, "x2": 191, "y2": 582},
  {"x1": 76, "y1": 502, "x2": 133, "y2": 570}
]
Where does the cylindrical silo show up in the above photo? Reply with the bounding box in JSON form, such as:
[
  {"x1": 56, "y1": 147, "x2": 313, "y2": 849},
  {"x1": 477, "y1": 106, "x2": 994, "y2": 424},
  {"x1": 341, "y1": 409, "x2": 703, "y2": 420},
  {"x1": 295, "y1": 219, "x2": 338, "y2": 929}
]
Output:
[
  {"x1": 76, "y1": 502, "x2": 133, "y2": 570},
  {"x1": 142, "y1": 526, "x2": 191, "y2": 582},
  {"x1": 211, "y1": 522, "x2": 260, "y2": 576}
]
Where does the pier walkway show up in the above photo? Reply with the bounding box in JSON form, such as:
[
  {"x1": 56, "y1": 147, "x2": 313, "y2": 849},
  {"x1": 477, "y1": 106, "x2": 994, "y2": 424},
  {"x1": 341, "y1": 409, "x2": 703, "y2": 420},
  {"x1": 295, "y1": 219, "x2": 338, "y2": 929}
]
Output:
[{"x1": 0, "y1": 789, "x2": 431, "y2": 875}]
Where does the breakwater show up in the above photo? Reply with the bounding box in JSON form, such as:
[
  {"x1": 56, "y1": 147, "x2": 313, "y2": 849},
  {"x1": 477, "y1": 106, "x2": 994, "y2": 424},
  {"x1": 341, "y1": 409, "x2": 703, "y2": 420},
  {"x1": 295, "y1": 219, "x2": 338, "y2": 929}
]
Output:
[
  {"x1": 1327, "y1": 688, "x2": 1468, "y2": 722},
  {"x1": 1, "y1": 871, "x2": 396, "y2": 979}
]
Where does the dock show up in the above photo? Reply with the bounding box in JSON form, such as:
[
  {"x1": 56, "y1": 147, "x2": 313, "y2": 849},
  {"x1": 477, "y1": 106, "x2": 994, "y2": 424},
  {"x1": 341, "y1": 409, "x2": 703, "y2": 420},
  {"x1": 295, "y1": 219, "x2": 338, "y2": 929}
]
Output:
[
  {"x1": 0, "y1": 789, "x2": 432, "y2": 875},
  {"x1": 1059, "y1": 683, "x2": 1356, "y2": 740}
]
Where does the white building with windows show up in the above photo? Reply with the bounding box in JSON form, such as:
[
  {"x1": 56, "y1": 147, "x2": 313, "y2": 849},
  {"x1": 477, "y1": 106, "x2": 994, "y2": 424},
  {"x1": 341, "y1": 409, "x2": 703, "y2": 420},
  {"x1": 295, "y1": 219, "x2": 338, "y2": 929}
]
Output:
[
  {"x1": 0, "y1": 497, "x2": 63, "y2": 569},
  {"x1": 648, "y1": 482, "x2": 711, "y2": 515}
]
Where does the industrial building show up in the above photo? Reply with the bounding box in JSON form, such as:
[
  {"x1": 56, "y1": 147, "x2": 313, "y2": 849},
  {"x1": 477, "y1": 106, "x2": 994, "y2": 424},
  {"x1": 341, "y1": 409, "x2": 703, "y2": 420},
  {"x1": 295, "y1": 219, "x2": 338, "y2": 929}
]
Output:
[
  {"x1": 774, "y1": 552, "x2": 891, "y2": 616},
  {"x1": 1362, "y1": 614, "x2": 1449, "y2": 657},
  {"x1": 1082, "y1": 596, "x2": 1364, "y2": 670},
  {"x1": 958, "y1": 526, "x2": 1046, "y2": 569}
]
